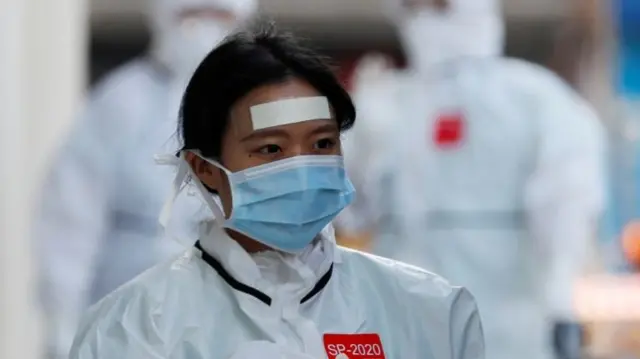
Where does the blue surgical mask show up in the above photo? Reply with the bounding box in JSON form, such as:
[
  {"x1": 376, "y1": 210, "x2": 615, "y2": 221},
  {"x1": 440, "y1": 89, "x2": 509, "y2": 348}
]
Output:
[{"x1": 184, "y1": 153, "x2": 355, "y2": 253}]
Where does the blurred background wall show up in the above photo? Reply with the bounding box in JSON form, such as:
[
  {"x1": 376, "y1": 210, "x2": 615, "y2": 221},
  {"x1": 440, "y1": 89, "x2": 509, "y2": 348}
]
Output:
[
  {"x1": 0, "y1": 0, "x2": 87, "y2": 358},
  {"x1": 88, "y1": 0, "x2": 574, "y2": 86}
]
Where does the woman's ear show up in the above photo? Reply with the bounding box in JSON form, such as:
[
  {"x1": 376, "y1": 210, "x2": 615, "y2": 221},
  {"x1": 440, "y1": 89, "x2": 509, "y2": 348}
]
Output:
[{"x1": 185, "y1": 151, "x2": 222, "y2": 190}]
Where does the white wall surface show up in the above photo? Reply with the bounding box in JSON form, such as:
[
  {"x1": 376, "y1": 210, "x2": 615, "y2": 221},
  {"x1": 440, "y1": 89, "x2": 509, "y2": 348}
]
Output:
[{"x1": 0, "y1": 0, "x2": 88, "y2": 358}]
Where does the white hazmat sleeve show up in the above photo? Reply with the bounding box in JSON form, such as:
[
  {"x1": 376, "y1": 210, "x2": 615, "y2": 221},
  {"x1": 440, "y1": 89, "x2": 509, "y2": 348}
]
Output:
[
  {"x1": 33, "y1": 91, "x2": 122, "y2": 359},
  {"x1": 450, "y1": 288, "x2": 486, "y2": 359},
  {"x1": 523, "y1": 69, "x2": 607, "y2": 321}
]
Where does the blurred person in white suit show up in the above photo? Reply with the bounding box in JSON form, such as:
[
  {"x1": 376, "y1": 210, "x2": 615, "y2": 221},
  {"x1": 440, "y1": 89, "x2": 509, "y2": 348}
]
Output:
[
  {"x1": 334, "y1": 54, "x2": 402, "y2": 253},
  {"x1": 336, "y1": 1, "x2": 607, "y2": 359},
  {"x1": 33, "y1": 0, "x2": 257, "y2": 358}
]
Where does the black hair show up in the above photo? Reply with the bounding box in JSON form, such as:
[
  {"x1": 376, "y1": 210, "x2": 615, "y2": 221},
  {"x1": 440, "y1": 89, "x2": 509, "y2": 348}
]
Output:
[{"x1": 179, "y1": 21, "x2": 356, "y2": 160}]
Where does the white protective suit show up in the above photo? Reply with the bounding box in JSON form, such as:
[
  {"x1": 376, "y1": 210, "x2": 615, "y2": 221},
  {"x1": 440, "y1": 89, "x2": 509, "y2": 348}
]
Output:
[
  {"x1": 69, "y1": 219, "x2": 485, "y2": 359},
  {"x1": 34, "y1": 1, "x2": 256, "y2": 358},
  {"x1": 338, "y1": 1, "x2": 607, "y2": 359}
]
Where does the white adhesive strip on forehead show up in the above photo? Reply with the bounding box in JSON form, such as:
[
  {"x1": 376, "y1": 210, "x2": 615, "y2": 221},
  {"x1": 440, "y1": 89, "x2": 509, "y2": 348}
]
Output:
[{"x1": 249, "y1": 96, "x2": 331, "y2": 131}]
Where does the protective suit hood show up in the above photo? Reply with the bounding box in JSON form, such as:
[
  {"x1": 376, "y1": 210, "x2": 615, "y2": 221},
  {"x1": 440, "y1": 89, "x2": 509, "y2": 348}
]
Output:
[
  {"x1": 147, "y1": 0, "x2": 257, "y2": 82},
  {"x1": 198, "y1": 219, "x2": 339, "y2": 292},
  {"x1": 389, "y1": 0, "x2": 505, "y2": 73},
  {"x1": 69, "y1": 220, "x2": 485, "y2": 359}
]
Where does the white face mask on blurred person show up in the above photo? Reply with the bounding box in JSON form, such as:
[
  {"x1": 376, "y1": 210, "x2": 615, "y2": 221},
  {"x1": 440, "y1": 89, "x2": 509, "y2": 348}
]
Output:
[
  {"x1": 147, "y1": 0, "x2": 257, "y2": 82},
  {"x1": 155, "y1": 18, "x2": 233, "y2": 81},
  {"x1": 398, "y1": 8, "x2": 505, "y2": 74}
]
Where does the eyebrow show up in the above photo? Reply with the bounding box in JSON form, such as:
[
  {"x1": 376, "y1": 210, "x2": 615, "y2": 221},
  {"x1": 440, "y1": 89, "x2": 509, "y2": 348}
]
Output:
[
  {"x1": 309, "y1": 123, "x2": 339, "y2": 136},
  {"x1": 239, "y1": 122, "x2": 339, "y2": 143},
  {"x1": 240, "y1": 128, "x2": 289, "y2": 143}
]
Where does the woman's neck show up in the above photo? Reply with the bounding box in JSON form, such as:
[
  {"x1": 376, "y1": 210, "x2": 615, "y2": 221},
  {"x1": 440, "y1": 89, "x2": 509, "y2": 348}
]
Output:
[{"x1": 225, "y1": 228, "x2": 272, "y2": 253}]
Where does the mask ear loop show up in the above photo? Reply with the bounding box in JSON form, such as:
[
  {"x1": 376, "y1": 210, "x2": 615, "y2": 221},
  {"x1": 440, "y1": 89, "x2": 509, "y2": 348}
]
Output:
[
  {"x1": 182, "y1": 151, "x2": 228, "y2": 222},
  {"x1": 156, "y1": 150, "x2": 231, "y2": 229},
  {"x1": 155, "y1": 150, "x2": 234, "y2": 252}
]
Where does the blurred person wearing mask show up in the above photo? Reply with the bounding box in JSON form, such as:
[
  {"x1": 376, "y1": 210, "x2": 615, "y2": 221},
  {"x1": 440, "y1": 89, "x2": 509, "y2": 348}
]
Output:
[
  {"x1": 68, "y1": 25, "x2": 485, "y2": 359},
  {"x1": 34, "y1": 1, "x2": 257, "y2": 358},
  {"x1": 334, "y1": 54, "x2": 400, "y2": 253},
  {"x1": 336, "y1": 1, "x2": 607, "y2": 359}
]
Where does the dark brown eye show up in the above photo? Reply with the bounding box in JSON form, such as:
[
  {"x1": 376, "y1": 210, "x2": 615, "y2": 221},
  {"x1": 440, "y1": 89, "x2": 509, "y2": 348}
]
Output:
[
  {"x1": 258, "y1": 144, "x2": 282, "y2": 155},
  {"x1": 314, "y1": 138, "x2": 336, "y2": 150}
]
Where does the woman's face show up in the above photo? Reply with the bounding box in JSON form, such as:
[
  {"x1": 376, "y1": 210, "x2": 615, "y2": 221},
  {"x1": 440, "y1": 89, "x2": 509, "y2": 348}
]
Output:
[{"x1": 187, "y1": 78, "x2": 342, "y2": 218}]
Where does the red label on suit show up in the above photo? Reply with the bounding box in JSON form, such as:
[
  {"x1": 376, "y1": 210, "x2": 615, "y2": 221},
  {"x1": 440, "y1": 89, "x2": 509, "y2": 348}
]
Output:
[
  {"x1": 434, "y1": 112, "x2": 464, "y2": 148},
  {"x1": 323, "y1": 333, "x2": 386, "y2": 359}
]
